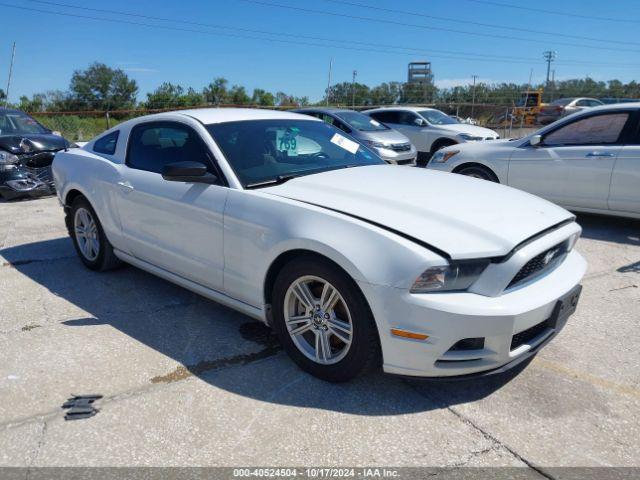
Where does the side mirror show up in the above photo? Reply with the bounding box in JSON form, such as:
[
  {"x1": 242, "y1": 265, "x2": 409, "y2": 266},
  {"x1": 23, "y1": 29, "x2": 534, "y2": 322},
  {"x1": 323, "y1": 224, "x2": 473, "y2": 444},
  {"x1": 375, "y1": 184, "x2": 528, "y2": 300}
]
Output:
[
  {"x1": 162, "y1": 161, "x2": 218, "y2": 184},
  {"x1": 414, "y1": 118, "x2": 426, "y2": 127},
  {"x1": 530, "y1": 134, "x2": 543, "y2": 147}
]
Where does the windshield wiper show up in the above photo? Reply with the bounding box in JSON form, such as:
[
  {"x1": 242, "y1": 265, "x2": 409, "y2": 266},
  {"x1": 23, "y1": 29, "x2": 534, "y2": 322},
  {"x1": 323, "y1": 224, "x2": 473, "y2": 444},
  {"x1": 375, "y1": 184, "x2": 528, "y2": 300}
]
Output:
[{"x1": 245, "y1": 164, "x2": 364, "y2": 189}]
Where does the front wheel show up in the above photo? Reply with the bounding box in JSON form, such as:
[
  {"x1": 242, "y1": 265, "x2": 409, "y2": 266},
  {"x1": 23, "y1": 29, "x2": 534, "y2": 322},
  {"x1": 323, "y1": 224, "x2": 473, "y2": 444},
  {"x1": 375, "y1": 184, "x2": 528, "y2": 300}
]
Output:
[
  {"x1": 271, "y1": 257, "x2": 380, "y2": 382},
  {"x1": 456, "y1": 165, "x2": 499, "y2": 182},
  {"x1": 69, "y1": 196, "x2": 121, "y2": 271}
]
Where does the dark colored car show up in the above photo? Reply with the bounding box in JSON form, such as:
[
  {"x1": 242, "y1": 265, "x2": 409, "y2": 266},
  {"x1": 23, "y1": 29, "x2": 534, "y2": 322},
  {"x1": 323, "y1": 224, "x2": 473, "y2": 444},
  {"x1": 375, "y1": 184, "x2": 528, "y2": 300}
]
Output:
[{"x1": 0, "y1": 108, "x2": 72, "y2": 200}]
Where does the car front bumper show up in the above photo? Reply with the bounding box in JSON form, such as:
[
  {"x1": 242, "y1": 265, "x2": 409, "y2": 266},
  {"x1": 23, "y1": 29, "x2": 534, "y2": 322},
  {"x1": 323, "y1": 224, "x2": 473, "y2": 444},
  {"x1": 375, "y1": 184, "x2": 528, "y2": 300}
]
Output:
[
  {"x1": 359, "y1": 249, "x2": 587, "y2": 378},
  {"x1": 374, "y1": 146, "x2": 417, "y2": 165}
]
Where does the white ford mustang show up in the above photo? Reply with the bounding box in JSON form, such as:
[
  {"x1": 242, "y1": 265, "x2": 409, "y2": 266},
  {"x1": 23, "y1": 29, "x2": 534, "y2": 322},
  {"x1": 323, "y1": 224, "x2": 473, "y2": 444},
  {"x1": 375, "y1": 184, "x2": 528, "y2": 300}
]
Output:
[{"x1": 52, "y1": 108, "x2": 586, "y2": 382}]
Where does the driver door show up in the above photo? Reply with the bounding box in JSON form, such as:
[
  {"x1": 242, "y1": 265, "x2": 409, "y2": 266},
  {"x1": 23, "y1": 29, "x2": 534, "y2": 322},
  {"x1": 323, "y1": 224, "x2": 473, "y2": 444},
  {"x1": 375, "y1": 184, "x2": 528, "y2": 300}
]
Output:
[
  {"x1": 373, "y1": 110, "x2": 430, "y2": 151},
  {"x1": 115, "y1": 121, "x2": 228, "y2": 290},
  {"x1": 508, "y1": 112, "x2": 630, "y2": 210}
]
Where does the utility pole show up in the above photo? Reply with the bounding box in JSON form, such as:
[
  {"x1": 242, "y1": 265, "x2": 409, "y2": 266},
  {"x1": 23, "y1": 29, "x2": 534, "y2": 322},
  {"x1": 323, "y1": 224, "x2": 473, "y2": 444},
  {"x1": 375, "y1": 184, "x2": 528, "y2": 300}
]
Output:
[
  {"x1": 4, "y1": 42, "x2": 16, "y2": 108},
  {"x1": 471, "y1": 74, "x2": 479, "y2": 118},
  {"x1": 326, "y1": 58, "x2": 333, "y2": 107},
  {"x1": 351, "y1": 70, "x2": 357, "y2": 108},
  {"x1": 543, "y1": 50, "x2": 557, "y2": 88}
]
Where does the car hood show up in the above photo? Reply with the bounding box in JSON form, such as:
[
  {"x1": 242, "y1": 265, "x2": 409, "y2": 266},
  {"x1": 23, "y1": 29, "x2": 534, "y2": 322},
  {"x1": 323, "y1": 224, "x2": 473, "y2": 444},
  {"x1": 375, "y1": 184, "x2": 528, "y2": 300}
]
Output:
[
  {"x1": 432, "y1": 123, "x2": 498, "y2": 138},
  {"x1": 263, "y1": 165, "x2": 573, "y2": 259},
  {"x1": 0, "y1": 133, "x2": 69, "y2": 154},
  {"x1": 356, "y1": 129, "x2": 411, "y2": 144}
]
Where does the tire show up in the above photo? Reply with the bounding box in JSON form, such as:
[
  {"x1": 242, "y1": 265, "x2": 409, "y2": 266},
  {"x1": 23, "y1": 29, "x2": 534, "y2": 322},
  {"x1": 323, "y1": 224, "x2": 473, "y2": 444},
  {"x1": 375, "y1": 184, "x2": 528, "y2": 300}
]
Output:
[
  {"x1": 271, "y1": 256, "x2": 380, "y2": 382},
  {"x1": 455, "y1": 165, "x2": 499, "y2": 182},
  {"x1": 430, "y1": 140, "x2": 457, "y2": 156},
  {"x1": 69, "y1": 196, "x2": 121, "y2": 271}
]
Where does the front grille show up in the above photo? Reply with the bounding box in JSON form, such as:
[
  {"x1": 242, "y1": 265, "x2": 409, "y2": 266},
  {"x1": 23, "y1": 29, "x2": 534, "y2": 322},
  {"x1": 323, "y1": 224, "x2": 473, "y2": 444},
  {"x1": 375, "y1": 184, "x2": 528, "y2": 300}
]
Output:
[
  {"x1": 511, "y1": 320, "x2": 550, "y2": 350},
  {"x1": 507, "y1": 242, "x2": 568, "y2": 289},
  {"x1": 389, "y1": 143, "x2": 412, "y2": 152},
  {"x1": 24, "y1": 165, "x2": 54, "y2": 185}
]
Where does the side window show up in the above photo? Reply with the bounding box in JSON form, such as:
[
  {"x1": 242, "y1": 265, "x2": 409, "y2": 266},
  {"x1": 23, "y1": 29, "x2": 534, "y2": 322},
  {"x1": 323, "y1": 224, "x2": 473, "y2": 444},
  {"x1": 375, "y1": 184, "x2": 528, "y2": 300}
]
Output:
[
  {"x1": 544, "y1": 113, "x2": 630, "y2": 146},
  {"x1": 127, "y1": 123, "x2": 210, "y2": 174},
  {"x1": 575, "y1": 99, "x2": 589, "y2": 107},
  {"x1": 371, "y1": 111, "x2": 399, "y2": 124},
  {"x1": 397, "y1": 111, "x2": 420, "y2": 126},
  {"x1": 93, "y1": 130, "x2": 119, "y2": 155},
  {"x1": 320, "y1": 114, "x2": 335, "y2": 126}
]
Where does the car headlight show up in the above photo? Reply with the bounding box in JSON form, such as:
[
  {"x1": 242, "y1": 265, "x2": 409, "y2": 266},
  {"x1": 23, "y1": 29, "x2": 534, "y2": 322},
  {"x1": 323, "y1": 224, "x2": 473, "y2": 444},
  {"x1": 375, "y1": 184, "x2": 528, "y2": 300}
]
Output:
[
  {"x1": 410, "y1": 259, "x2": 490, "y2": 293},
  {"x1": 365, "y1": 140, "x2": 386, "y2": 149},
  {"x1": 567, "y1": 231, "x2": 580, "y2": 251},
  {"x1": 431, "y1": 150, "x2": 460, "y2": 163},
  {"x1": 5, "y1": 178, "x2": 43, "y2": 191},
  {"x1": 0, "y1": 150, "x2": 19, "y2": 172},
  {"x1": 459, "y1": 133, "x2": 484, "y2": 141}
]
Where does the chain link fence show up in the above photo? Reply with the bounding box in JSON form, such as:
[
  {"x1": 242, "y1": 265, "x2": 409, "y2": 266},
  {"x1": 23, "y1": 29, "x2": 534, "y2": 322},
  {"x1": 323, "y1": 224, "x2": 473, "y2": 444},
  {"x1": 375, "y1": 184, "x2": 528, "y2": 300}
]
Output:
[{"x1": 30, "y1": 103, "x2": 538, "y2": 142}]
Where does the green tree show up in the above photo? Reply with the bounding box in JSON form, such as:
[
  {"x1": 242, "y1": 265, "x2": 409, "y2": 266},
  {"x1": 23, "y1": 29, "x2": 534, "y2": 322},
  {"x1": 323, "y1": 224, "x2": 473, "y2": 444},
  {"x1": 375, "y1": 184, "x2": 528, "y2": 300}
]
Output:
[
  {"x1": 251, "y1": 88, "x2": 276, "y2": 106},
  {"x1": 203, "y1": 77, "x2": 229, "y2": 105},
  {"x1": 69, "y1": 62, "x2": 138, "y2": 111},
  {"x1": 228, "y1": 85, "x2": 251, "y2": 105},
  {"x1": 369, "y1": 82, "x2": 402, "y2": 105}
]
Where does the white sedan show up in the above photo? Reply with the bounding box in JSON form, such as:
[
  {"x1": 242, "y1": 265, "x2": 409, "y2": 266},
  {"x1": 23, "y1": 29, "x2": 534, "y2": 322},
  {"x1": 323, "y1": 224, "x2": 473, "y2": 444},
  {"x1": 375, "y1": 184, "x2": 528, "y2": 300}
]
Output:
[
  {"x1": 364, "y1": 106, "x2": 499, "y2": 164},
  {"x1": 53, "y1": 108, "x2": 586, "y2": 382},
  {"x1": 427, "y1": 103, "x2": 640, "y2": 219}
]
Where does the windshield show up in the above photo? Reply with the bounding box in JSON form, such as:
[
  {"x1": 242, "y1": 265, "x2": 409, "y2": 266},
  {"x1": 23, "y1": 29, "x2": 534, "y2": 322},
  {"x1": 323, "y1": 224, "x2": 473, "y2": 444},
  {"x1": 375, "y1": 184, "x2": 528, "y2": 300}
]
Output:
[
  {"x1": 207, "y1": 120, "x2": 384, "y2": 187},
  {"x1": 0, "y1": 111, "x2": 49, "y2": 136},
  {"x1": 418, "y1": 110, "x2": 458, "y2": 125},
  {"x1": 334, "y1": 111, "x2": 388, "y2": 131}
]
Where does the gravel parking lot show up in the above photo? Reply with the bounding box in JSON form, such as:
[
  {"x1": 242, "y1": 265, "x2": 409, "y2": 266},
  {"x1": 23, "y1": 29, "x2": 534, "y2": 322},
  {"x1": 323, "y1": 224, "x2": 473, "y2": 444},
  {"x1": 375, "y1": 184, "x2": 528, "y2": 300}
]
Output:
[{"x1": 0, "y1": 196, "x2": 638, "y2": 472}]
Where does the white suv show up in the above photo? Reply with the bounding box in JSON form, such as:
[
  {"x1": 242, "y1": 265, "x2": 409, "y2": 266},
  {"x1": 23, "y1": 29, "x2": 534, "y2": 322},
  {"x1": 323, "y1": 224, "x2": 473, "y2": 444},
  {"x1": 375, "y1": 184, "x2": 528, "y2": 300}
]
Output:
[{"x1": 365, "y1": 106, "x2": 499, "y2": 164}]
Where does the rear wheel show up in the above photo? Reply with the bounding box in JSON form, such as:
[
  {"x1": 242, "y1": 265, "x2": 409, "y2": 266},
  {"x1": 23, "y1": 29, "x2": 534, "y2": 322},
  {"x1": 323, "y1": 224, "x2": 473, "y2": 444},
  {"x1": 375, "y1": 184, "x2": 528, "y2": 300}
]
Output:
[
  {"x1": 456, "y1": 165, "x2": 499, "y2": 182},
  {"x1": 69, "y1": 196, "x2": 121, "y2": 271},
  {"x1": 272, "y1": 257, "x2": 380, "y2": 382}
]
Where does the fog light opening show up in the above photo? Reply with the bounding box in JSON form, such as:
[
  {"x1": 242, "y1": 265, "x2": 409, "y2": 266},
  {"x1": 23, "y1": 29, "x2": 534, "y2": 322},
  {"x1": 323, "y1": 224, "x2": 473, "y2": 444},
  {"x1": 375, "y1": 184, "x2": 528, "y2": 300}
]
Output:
[{"x1": 447, "y1": 337, "x2": 485, "y2": 352}]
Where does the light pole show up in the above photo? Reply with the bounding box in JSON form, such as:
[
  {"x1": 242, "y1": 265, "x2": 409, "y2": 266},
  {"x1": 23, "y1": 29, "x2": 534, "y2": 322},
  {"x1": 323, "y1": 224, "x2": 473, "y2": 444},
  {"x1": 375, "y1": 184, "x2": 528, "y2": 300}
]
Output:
[
  {"x1": 351, "y1": 70, "x2": 357, "y2": 108},
  {"x1": 326, "y1": 58, "x2": 333, "y2": 106},
  {"x1": 4, "y1": 42, "x2": 16, "y2": 108},
  {"x1": 543, "y1": 50, "x2": 557, "y2": 88},
  {"x1": 471, "y1": 74, "x2": 478, "y2": 118}
]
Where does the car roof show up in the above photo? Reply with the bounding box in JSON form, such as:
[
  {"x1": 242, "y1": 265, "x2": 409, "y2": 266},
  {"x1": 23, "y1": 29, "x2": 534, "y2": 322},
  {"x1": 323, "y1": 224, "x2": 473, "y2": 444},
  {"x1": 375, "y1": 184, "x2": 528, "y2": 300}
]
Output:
[
  {"x1": 364, "y1": 106, "x2": 436, "y2": 114},
  {"x1": 152, "y1": 107, "x2": 319, "y2": 124},
  {"x1": 295, "y1": 107, "x2": 361, "y2": 115},
  {"x1": 578, "y1": 102, "x2": 640, "y2": 112}
]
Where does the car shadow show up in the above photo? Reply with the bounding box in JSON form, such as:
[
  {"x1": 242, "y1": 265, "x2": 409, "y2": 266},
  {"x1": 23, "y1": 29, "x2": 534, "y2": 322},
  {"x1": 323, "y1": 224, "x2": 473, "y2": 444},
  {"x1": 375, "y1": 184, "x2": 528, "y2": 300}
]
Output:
[
  {"x1": 1, "y1": 237, "x2": 529, "y2": 416},
  {"x1": 575, "y1": 213, "x2": 640, "y2": 247}
]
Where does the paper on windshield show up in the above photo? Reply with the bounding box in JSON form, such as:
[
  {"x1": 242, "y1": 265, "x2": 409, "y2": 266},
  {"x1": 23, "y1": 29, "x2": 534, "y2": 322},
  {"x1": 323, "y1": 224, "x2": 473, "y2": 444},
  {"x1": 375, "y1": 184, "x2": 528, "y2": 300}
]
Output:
[{"x1": 330, "y1": 133, "x2": 360, "y2": 154}]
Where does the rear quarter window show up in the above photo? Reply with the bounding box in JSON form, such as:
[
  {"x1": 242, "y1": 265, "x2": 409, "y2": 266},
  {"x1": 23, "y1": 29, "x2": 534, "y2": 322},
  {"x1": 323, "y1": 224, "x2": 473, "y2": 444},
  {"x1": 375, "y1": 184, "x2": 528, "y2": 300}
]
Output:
[{"x1": 93, "y1": 131, "x2": 120, "y2": 155}]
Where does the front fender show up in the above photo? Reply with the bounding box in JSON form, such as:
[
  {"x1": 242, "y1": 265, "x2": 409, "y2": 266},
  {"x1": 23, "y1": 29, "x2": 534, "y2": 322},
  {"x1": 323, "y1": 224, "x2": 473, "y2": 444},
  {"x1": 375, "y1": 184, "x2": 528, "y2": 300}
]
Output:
[{"x1": 222, "y1": 189, "x2": 445, "y2": 308}]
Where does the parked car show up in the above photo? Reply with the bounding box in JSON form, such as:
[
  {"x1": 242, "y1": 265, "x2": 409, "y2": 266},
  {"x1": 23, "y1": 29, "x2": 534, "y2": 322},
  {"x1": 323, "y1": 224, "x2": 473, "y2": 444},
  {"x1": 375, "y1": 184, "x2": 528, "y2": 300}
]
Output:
[
  {"x1": 537, "y1": 97, "x2": 603, "y2": 125},
  {"x1": 53, "y1": 108, "x2": 585, "y2": 382},
  {"x1": 427, "y1": 103, "x2": 640, "y2": 219},
  {"x1": 293, "y1": 108, "x2": 416, "y2": 165},
  {"x1": 0, "y1": 108, "x2": 73, "y2": 200},
  {"x1": 364, "y1": 106, "x2": 499, "y2": 164}
]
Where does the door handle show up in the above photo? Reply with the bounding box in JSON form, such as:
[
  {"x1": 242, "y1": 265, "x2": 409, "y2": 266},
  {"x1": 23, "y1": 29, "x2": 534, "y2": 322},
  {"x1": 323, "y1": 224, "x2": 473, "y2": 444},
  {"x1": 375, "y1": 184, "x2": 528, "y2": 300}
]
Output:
[
  {"x1": 585, "y1": 152, "x2": 615, "y2": 158},
  {"x1": 117, "y1": 181, "x2": 134, "y2": 192}
]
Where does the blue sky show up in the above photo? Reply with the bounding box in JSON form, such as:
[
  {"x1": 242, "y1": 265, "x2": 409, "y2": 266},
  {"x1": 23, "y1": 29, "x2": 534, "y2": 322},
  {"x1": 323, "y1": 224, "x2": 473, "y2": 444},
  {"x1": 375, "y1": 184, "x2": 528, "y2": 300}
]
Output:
[{"x1": 1, "y1": 0, "x2": 640, "y2": 103}]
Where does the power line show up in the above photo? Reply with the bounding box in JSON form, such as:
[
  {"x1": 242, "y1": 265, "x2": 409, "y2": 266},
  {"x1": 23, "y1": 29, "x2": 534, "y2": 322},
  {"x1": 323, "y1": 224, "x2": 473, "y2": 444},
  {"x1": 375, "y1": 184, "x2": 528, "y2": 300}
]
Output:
[
  {"x1": 9, "y1": 1, "x2": 640, "y2": 69},
  {"x1": 461, "y1": 0, "x2": 640, "y2": 24},
  {"x1": 21, "y1": 0, "x2": 548, "y2": 63},
  {"x1": 319, "y1": 0, "x2": 640, "y2": 47},
  {"x1": 239, "y1": 0, "x2": 640, "y2": 54},
  {"x1": 0, "y1": 2, "x2": 539, "y2": 65}
]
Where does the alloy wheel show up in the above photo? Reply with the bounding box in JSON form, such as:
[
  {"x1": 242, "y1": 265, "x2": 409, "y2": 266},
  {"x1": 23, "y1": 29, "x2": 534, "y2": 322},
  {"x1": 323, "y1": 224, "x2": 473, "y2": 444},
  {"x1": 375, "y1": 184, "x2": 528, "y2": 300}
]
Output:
[
  {"x1": 284, "y1": 275, "x2": 353, "y2": 365},
  {"x1": 74, "y1": 207, "x2": 100, "y2": 261}
]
